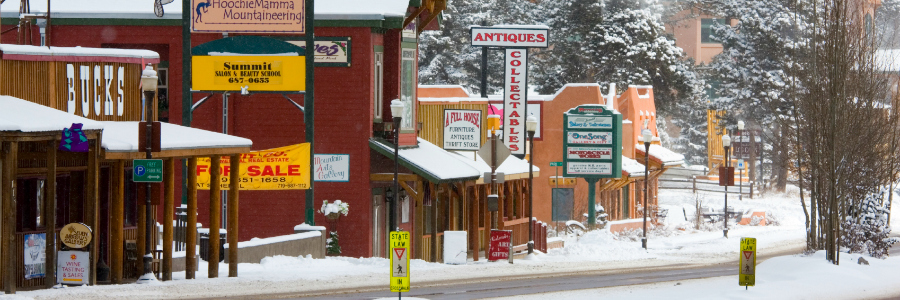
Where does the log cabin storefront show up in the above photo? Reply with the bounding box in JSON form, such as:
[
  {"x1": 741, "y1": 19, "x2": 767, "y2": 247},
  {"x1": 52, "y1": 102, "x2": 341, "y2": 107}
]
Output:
[{"x1": 0, "y1": 45, "x2": 251, "y2": 292}]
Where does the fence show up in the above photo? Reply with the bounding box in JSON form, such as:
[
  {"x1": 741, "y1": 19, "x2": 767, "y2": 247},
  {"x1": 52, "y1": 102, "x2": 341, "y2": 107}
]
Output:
[{"x1": 659, "y1": 177, "x2": 756, "y2": 197}]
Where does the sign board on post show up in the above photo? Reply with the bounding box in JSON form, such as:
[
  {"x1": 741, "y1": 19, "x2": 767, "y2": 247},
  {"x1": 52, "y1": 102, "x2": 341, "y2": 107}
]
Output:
[
  {"x1": 719, "y1": 167, "x2": 735, "y2": 186},
  {"x1": 563, "y1": 105, "x2": 622, "y2": 178},
  {"x1": 196, "y1": 143, "x2": 310, "y2": 190},
  {"x1": 390, "y1": 231, "x2": 410, "y2": 292},
  {"x1": 443, "y1": 109, "x2": 482, "y2": 151},
  {"x1": 133, "y1": 159, "x2": 163, "y2": 183},
  {"x1": 549, "y1": 161, "x2": 563, "y2": 167},
  {"x1": 488, "y1": 230, "x2": 512, "y2": 261},
  {"x1": 192, "y1": 56, "x2": 306, "y2": 92},
  {"x1": 58, "y1": 250, "x2": 90, "y2": 285},
  {"x1": 190, "y1": 0, "x2": 305, "y2": 34},
  {"x1": 470, "y1": 27, "x2": 550, "y2": 48},
  {"x1": 60, "y1": 223, "x2": 92, "y2": 249},
  {"x1": 740, "y1": 237, "x2": 757, "y2": 287},
  {"x1": 551, "y1": 188, "x2": 575, "y2": 221},
  {"x1": 314, "y1": 154, "x2": 349, "y2": 182}
]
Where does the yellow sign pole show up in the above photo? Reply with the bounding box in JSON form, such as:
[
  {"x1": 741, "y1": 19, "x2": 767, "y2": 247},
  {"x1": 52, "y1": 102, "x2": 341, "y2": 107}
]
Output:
[
  {"x1": 739, "y1": 237, "x2": 757, "y2": 288},
  {"x1": 390, "y1": 231, "x2": 410, "y2": 294}
]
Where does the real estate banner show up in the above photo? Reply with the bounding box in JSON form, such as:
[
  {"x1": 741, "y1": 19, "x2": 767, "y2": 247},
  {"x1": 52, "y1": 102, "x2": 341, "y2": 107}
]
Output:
[{"x1": 196, "y1": 143, "x2": 310, "y2": 190}]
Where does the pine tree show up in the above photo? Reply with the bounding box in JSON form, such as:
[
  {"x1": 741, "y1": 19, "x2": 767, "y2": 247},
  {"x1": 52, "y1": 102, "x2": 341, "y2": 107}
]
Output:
[{"x1": 326, "y1": 231, "x2": 341, "y2": 255}]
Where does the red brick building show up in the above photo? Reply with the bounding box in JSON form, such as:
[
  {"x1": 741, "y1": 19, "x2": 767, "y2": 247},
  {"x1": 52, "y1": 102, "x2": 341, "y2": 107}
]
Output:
[{"x1": 1, "y1": 0, "x2": 450, "y2": 258}]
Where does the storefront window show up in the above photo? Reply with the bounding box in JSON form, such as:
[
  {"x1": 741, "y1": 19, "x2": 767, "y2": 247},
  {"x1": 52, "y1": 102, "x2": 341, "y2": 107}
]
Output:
[
  {"x1": 374, "y1": 52, "x2": 384, "y2": 121},
  {"x1": 400, "y1": 48, "x2": 416, "y2": 130},
  {"x1": 701, "y1": 18, "x2": 728, "y2": 43}
]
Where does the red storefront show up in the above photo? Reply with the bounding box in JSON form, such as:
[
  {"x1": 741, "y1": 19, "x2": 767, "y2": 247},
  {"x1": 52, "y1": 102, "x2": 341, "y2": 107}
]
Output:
[{"x1": 1, "y1": 0, "x2": 449, "y2": 259}]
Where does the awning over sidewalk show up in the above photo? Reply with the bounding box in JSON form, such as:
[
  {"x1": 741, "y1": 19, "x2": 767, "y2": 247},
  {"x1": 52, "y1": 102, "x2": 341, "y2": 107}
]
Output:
[
  {"x1": 622, "y1": 156, "x2": 647, "y2": 177},
  {"x1": 448, "y1": 150, "x2": 539, "y2": 184},
  {"x1": 370, "y1": 137, "x2": 482, "y2": 184},
  {"x1": 635, "y1": 144, "x2": 685, "y2": 167},
  {"x1": 101, "y1": 122, "x2": 253, "y2": 159},
  {"x1": 0, "y1": 95, "x2": 104, "y2": 134}
]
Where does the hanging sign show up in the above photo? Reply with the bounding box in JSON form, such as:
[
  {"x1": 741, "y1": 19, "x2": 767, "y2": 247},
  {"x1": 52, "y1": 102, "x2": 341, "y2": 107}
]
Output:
[
  {"x1": 24, "y1": 233, "x2": 46, "y2": 279},
  {"x1": 470, "y1": 26, "x2": 550, "y2": 48},
  {"x1": 503, "y1": 48, "x2": 528, "y2": 154},
  {"x1": 390, "y1": 231, "x2": 411, "y2": 292},
  {"x1": 60, "y1": 223, "x2": 93, "y2": 249},
  {"x1": 739, "y1": 237, "x2": 757, "y2": 287},
  {"x1": 59, "y1": 123, "x2": 90, "y2": 152},
  {"x1": 443, "y1": 109, "x2": 482, "y2": 151},
  {"x1": 287, "y1": 39, "x2": 352, "y2": 66},
  {"x1": 190, "y1": 0, "x2": 305, "y2": 33},
  {"x1": 58, "y1": 250, "x2": 90, "y2": 285},
  {"x1": 562, "y1": 104, "x2": 622, "y2": 178},
  {"x1": 314, "y1": 154, "x2": 349, "y2": 182},
  {"x1": 197, "y1": 143, "x2": 310, "y2": 190},
  {"x1": 191, "y1": 56, "x2": 306, "y2": 91}
]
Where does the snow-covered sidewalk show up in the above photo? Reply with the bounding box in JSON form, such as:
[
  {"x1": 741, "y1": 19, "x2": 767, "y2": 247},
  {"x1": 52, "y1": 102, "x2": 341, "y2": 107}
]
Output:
[{"x1": 1, "y1": 188, "x2": 896, "y2": 299}]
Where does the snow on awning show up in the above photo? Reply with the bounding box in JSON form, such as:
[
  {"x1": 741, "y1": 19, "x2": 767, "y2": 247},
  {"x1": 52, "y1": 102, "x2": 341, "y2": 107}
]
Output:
[
  {"x1": 448, "y1": 151, "x2": 540, "y2": 184},
  {"x1": 101, "y1": 122, "x2": 252, "y2": 158},
  {"x1": 622, "y1": 156, "x2": 646, "y2": 177},
  {"x1": 0, "y1": 44, "x2": 160, "y2": 64},
  {"x1": 0, "y1": 96, "x2": 104, "y2": 133},
  {"x1": 370, "y1": 138, "x2": 482, "y2": 184},
  {"x1": 635, "y1": 144, "x2": 685, "y2": 167}
]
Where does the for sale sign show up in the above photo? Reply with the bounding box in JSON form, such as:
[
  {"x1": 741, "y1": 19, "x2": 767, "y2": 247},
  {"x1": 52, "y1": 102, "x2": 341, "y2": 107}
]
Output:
[{"x1": 488, "y1": 230, "x2": 512, "y2": 261}]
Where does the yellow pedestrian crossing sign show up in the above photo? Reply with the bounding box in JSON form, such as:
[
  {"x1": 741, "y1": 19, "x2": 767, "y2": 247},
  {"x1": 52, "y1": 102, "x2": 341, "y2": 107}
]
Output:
[
  {"x1": 740, "y1": 237, "x2": 757, "y2": 287},
  {"x1": 390, "y1": 231, "x2": 410, "y2": 292}
]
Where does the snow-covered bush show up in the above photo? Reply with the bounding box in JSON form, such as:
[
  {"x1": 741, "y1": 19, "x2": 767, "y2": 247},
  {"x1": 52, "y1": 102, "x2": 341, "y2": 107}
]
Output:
[
  {"x1": 326, "y1": 231, "x2": 341, "y2": 255},
  {"x1": 319, "y1": 200, "x2": 349, "y2": 217},
  {"x1": 841, "y1": 187, "x2": 899, "y2": 258}
]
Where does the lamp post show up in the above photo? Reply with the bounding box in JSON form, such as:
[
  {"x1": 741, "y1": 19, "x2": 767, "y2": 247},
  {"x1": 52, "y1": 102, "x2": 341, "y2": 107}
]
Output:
[
  {"x1": 737, "y1": 121, "x2": 744, "y2": 202},
  {"x1": 525, "y1": 115, "x2": 537, "y2": 255},
  {"x1": 722, "y1": 133, "x2": 732, "y2": 238},
  {"x1": 641, "y1": 129, "x2": 652, "y2": 250},
  {"x1": 390, "y1": 100, "x2": 405, "y2": 233},
  {"x1": 140, "y1": 64, "x2": 158, "y2": 281}
]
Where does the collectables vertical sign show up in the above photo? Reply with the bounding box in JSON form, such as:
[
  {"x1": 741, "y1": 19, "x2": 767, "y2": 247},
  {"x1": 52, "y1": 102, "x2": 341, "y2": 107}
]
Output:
[
  {"x1": 503, "y1": 48, "x2": 528, "y2": 154},
  {"x1": 443, "y1": 109, "x2": 482, "y2": 151}
]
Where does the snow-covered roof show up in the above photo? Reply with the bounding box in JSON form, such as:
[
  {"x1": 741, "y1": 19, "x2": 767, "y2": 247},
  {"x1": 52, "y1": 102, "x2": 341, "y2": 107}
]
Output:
[
  {"x1": 636, "y1": 144, "x2": 685, "y2": 166},
  {"x1": 100, "y1": 122, "x2": 252, "y2": 152},
  {"x1": 448, "y1": 151, "x2": 540, "y2": 183},
  {"x1": 370, "y1": 138, "x2": 482, "y2": 183},
  {"x1": 621, "y1": 156, "x2": 646, "y2": 177},
  {"x1": 0, "y1": 44, "x2": 160, "y2": 64},
  {"x1": 0, "y1": 96, "x2": 104, "y2": 133},
  {"x1": 0, "y1": 0, "x2": 410, "y2": 21},
  {"x1": 418, "y1": 97, "x2": 488, "y2": 103}
]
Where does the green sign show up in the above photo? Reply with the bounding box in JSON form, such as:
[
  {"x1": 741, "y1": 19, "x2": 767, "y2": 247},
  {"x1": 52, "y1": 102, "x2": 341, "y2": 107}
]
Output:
[
  {"x1": 550, "y1": 161, "x2": 563, "y2": 167},
  {"x1": 562, "y1": 104, "x2": 622, "y2": 178},
  {"x1": 133, "y1": 159, "x2": 163, "y2": 182}
]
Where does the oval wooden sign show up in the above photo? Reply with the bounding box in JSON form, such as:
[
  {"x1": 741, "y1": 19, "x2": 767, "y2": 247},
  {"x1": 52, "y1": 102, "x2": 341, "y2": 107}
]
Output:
[{"x1": 60, "y1": 223, "x2": 92, "y2": 249}]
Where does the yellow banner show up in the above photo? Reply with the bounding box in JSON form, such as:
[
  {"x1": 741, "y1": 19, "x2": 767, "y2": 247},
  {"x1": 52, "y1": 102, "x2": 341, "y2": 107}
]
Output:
[
  {"x1": 192, "y1": 56, "x2": 306, "y2": 91},
  {"x1": 197, "y1": 143, "x2": 309, "y2": 190}
]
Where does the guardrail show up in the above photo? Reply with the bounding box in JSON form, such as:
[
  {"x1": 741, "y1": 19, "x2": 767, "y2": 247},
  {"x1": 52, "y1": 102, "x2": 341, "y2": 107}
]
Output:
[{"x1": 659, "y1": 177, "x2": 756, "y2": 197}]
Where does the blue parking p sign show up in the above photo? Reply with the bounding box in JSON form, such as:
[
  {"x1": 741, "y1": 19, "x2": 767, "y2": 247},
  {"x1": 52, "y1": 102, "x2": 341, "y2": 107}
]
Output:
[{"x1": 133, "y1": 159, "x2": 163, "y2": 182}]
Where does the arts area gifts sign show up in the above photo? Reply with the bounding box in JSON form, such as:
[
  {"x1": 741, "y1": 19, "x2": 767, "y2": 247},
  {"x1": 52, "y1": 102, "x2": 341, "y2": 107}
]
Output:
[
  {"x1": 191, "y1": 0, "x2": 305, "y2": 33},
  {"x1": 197, "y1": 143, "x2": 310, "y2": 190},
  {"x1": 470, "y1": 25, "x2": 549, "y2": 154}
]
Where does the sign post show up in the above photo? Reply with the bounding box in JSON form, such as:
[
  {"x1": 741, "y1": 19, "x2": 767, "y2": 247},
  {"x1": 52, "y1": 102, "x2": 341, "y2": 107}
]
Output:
[
  {"x1": 488, "y1": 230, "x2": 512, "y2": 262},
  {"x1": 390, "y1": 231, "x2": 410, "y2": 294},
  {"x1": 563, "y1": 105, "x2": 622, "y2": 227},
  {"x1": 739, "y1": 237, "x2": 757, "y2": 288},
  {"x1": 133, "y1": 159, "x2": 164, "y2": 183}
]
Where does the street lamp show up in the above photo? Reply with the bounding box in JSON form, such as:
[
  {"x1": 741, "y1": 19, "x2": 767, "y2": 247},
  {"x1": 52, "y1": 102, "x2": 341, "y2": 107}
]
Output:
[
  {"x1": 139, "y1": 64, "x2": 158, "y2": 282},
  {"x1": 737, "y1": 121, "x2": 745, "y2": 202},
  {"x1": 641, "y1": 129, "x2": 652, "y2": 250},
  {"x1": 525, "y1": 115, "x2": 537, "y2": 255},
  {"x1": 722, "y1": 133, "x2": 732, "y2": 238},
  {"x1": 390, "y1": 99, "x2": 405, "y2": 233}
]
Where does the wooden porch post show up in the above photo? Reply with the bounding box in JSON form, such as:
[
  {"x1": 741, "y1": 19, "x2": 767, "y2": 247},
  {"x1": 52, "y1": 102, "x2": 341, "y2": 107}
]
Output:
[
  {"x1": 469, "y1": 185, "x2": 479, "y2": 261},
  {"x1": 186, "y1": 157, "x2": 198, "y2": 279},
  {"x1": 228, "y1": 154, "x2": 240, "y2": 277},
  {"x1": 110, "y1": 160, "x2": 125, "y2": 283},
  {"x1": 2, "y1": 141, "x2": 18, "y2": 293},
  {"x1": 414, "y1": 180, "x2": 424, "y2": 259},
  {"x1": 45, "y1": 140, "x2": 58, "y2": 287},
  {"x1": 87, "y1": 139, "x2": 100, "y2": 285},
  {"x1": 209, "y1": 156, "x2": 222, "y2": 278},
  {"x1": 430, "y1": 182, "x2": 437, "y2": 262},
  {"x1": 163, "y1": 158, "x2": 175, "y2": 280}
]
